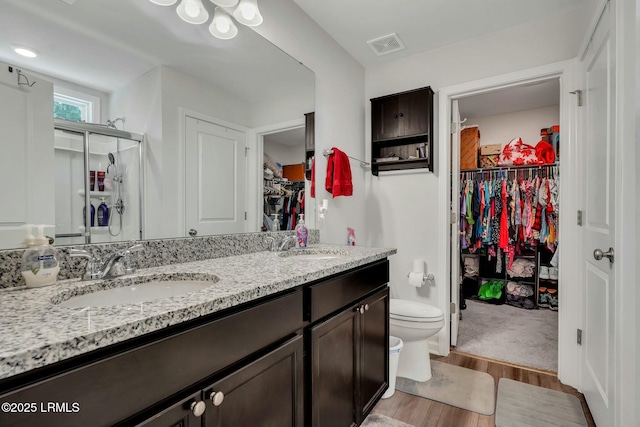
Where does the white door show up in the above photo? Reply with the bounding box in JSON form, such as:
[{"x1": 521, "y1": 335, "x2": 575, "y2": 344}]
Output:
[
  {"x1": 580, "y1": 3, "x2": 615, "y2": 426},
  {"x1": 185, "y1": 116, "x2": 246, "y2": 236},
  {"x1": 0, "y1": 65, "x2": 54, "y2": 249},
  {"x1": 450, "y1": 99, "x2": 461, "y2": 346}
]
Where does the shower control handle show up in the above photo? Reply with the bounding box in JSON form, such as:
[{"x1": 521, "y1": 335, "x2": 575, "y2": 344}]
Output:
[{"x1": 189, "y1": 229, "x2": 197, "y2": 237}]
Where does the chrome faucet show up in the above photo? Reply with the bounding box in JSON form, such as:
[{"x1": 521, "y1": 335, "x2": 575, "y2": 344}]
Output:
[
  {"x1": 70, "y1": 244, "x2": 144, "y2": 280},
  {"x1": 265, "y1": 235, "x2": 297, "y2": 252}
]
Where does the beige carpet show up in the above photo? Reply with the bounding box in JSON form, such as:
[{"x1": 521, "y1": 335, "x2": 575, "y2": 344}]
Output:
[
  {"x1": 362, "y1": 413, "x2": 415, "y2": 427},
  {"x1": 496, "y1": 378, "x2": 588, "y2": 427},
  {"x1": 395, "y1": 360, "x2": 495, "y2": 415},
  {"x1": 457, "y1": 300, "x2": 558, "y2": 372}
]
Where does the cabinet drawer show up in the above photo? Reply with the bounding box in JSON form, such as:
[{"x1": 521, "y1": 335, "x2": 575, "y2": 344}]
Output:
[
  {"x1": 0, "y1": 290, "x2": 304, "y2": 427},
  {"x1": 308, "y1": 260, "x2": 389, "y2": 323}
]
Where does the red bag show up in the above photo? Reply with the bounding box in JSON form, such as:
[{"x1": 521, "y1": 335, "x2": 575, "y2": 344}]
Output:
[
  {"x1": 535, "y1": 140, "x2": 556, "y2": 164},
  {"x1": 499, "y1": 137, "x2": 539, "y2": 166}
]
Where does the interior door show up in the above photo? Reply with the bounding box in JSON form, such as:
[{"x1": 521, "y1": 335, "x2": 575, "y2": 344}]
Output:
[
  {"x1": 0, "y1": 66, "x2": 54, "y2": 249},
  {"x1": 185, "y1": 116, "x2": 246, "y2": 236},
  {"x1": 580, "y1": 3, "x2": 616, "y2": 426},
  {"x1": 450, "y1": 99, "x2": 461, "y2": 346}
]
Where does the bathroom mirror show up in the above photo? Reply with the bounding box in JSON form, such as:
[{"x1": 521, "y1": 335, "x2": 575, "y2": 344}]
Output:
[{"x1": 0, "y1": 0, "x2": 315, "y2": 249}]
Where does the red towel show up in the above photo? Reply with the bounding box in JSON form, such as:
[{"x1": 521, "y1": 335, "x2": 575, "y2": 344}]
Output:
[
  {"x1": 310, "y1": 157, "x2": 315, "y2": 198},
  {"x1": 325, "y1": 147, "x2": 353, "y2": 197}
]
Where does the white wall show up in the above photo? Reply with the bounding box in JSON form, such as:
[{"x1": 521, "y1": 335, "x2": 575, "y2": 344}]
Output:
[
  {"x1": 363, "y1": 8, "x2": 587, "y2": 346},
  {"x1": 111, "y1": 63, "x2": 314, "y2": 239},
  {"x1": 469, "y1": 105, "x2": 560, "y2": 149},
  {"x1": 252, "y1": 0, "x2": 366, "y2": 245},
  {"x1": 264, "y1": 141, "x2": 305, "y2": 167}
]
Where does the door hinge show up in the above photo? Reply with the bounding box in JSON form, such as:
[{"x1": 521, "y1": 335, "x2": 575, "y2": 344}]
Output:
[
  {"x1": 450, "y1": 302, "x2": 456, "y2": 314},
  {"x1": 244, "y1": 147, "x2": 249, "y2": 157},
  {"x1": 451, "y1": 122, "x2": 458, "y2": 134},
  {"x1": 577, "y1": 329, "x2": 583, "y2": 345},
  {"x1": 570, "y1": 89, "x2": 583, "y2": 107},
  {"x1": 577, "y1": 210, "x2": 583, "y2": 226},
  {"x1": 244, "y1": 211, "x2": 247, "y2": 220},
  {"x1": 450, "y1": 212, "x2": 457, "y2": 224}
]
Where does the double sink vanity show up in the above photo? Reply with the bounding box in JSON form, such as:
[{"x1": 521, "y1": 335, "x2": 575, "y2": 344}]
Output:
[{"x1": 0, "y1": 237, "x2": 395, "y2": 427}]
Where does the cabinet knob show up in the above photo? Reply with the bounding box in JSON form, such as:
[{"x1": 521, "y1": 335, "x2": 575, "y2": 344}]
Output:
[
  {"x1": 209, "y1": 390, "x2": 225, "y2": 407},
  {"x1": 359, "y1": 305, "x2": 365, "y2": 315},
  {"x1": 398, "y1": 112, "x2": 404, "y2": 117},
  {"x1": 189, "y1": 229, "x2": 198, "y2": 237},
  {"x1": 393, "y1": 114, "x2": 398, "y2": 119},
  {"x1": 364, "y1": 304, "x2": 369, "y2": 312},
  {"x1": 190, "y1": 400, "x2": 206, "y2": 417}
]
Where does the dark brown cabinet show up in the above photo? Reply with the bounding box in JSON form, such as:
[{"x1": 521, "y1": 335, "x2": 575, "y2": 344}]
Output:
[
  {"x1": 310, "y1": 287, "x2": 389, "y2": 427},
  {"x1": 370, "y1": 87, "x2": 434, "y2": 175},
  {"x1": 203, "y1": 335, "x2": 304, "y2": 427},
  {"x1": 0, "y1": 260, "x2": 390, "y2": 427},
  {"x1": 140, "y1": 335, "x2": 304, "y2": 427},
  {"x1": 305, "y1": 112, "x2": 315, "y2": 180}
]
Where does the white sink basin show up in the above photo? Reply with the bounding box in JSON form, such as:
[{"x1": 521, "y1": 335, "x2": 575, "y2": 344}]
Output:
[
  {"x1": 278, "y1": 248, "x2": 348, "y2": 261},
  {"x1": 58, "y1": 274, "x2": 218, "y2": 308}
]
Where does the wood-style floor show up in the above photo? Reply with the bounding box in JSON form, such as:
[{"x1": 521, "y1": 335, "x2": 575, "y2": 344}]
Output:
[{"x1": 371, "y1": 351, "x2": 596, "y2": 427}]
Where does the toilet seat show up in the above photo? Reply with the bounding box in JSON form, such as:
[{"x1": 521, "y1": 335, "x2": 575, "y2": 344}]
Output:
[{"x1": 390, "y1": 299, "x2": 444, "y2": 322}]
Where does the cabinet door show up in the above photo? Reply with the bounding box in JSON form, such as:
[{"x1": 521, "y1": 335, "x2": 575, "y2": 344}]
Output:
[
  {"x1": 136, "y1": 392, "x2": 204, "y2": 427},
  {"x1": 399, "y1": 89, "x2": 431, "y2": 137},
  {"x1": 203, "y1": 335, "x2": 304, "y2": 427},
  {"x1": 358, "y1": 288, "x2": 389, "y2": 422},
  {"x1": 310, "y1": 307, "x2": 358, "y2": 427},
  {"x1": 371, "y1": 96, "x2": 401, "y2": 141}
]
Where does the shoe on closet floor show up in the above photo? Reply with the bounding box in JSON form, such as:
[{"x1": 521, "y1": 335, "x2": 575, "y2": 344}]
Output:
[
  {"x1": 549, "y1": 267, "x2": 559, "y2": 280},
  {"x1": 538, "y1": 287, "x2": 549, "y2": 308},
  {"x1": 547, "y1": 289, "x2": 558, "y2": 311},
  {"x1": 539, "y1": 266, "x2": 550, "y2": 280}
]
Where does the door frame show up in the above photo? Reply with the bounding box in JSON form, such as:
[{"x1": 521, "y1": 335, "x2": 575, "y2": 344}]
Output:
[
  {"x1": 437, "y1": 60, "x2": 581, "y2": 387},
  {"x1": 248, "y1": 118, "x2": 307, "y2": 232},
  {"x1": 179, "y1": 108, "x2": 250, "y2": 236}
]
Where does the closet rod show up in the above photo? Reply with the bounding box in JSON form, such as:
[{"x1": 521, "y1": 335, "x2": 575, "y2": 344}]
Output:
[
  {"x1": 460, "y1": 163, "x2": 558, "y2": 174},
  {"x1": 322, "y1": 149, "x2": 370, "y2": 168}
]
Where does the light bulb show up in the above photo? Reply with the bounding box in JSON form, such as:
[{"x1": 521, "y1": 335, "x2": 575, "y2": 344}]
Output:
[
  {"x1": 241, "y1": 6, "x2": 255, "y2": 20},
  {"x1": 184, "y1": 1, "x2": 200, "y2": 17},
  {"x1": 216, "y1": 16, "x2": 230, "y2": 32}
]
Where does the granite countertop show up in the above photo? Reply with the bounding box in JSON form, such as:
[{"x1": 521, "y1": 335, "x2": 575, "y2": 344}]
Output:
[{"x1": 0, "y1": 244, "x2": 395, "y2": 380}]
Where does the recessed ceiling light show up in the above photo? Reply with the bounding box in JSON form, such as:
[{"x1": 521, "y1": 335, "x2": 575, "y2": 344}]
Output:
[{"x1": 12, "y1": 45, "x2": 38, "y2": 58}]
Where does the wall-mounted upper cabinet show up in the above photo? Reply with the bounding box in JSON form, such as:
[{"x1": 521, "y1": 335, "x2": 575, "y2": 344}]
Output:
[
  {"x1": 372, "y1": 88, "x2": 432, "y2": 141},
  {"x1": 370, "y1": 87, "x2": 434, "y2": 175},
  {"x1": 305, "y1": 112, "x2": 315, "y2": 180}
]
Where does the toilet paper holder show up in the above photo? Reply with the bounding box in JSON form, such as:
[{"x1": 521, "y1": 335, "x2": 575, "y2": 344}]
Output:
[{"x1": 407, "y1": 272, "x2": 435, "y2": 281}]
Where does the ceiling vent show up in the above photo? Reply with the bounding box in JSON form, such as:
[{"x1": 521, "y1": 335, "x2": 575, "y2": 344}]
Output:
[
  {"x1": 58, "y1": 0, "x2": 79, "y2": 5},
  {"x1": 367, "y1": 33, "x2": 405, "y2": 56}
]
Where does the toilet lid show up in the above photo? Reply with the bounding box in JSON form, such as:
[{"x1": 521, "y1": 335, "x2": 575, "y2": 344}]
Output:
[{"x1": 390, "y1": 299, "x2": 444, "y2": 321}]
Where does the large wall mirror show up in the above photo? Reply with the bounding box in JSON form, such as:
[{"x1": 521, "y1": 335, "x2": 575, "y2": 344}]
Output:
[{"x1": 0, "y1": 0, "x2": 315, "y2": 250}]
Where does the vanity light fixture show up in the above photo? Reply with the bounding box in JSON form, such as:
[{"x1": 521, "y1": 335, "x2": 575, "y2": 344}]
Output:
[
  {"x1": 12, "y1": 45, "x2": 38, "y2": 58},
  {"x1": 232, "y1": 0, "x2": 262, "y2": 27},
  {"x1": 149, "y1": 0, "x2": 262, "y2": 40},
  {"x1": 177, "y1": 0, "x2": 209, "y2": 24},
  {"x1": 149, "y1": 0, "x2": 178, "y2": 5},
  {"x1": 210, "y1": 0, "x2": 239, "y2": 7},
  {"x1": 209, "y1": 7, "x2": 238, "y2": 40}
]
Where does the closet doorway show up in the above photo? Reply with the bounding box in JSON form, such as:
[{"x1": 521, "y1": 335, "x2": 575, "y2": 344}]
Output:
[
  {"x1": 451, "y1": 78, "x2": 561, "y2": 373},
  {"x1": 261, "y1": 126, "x2": 307, "y2": 232}
]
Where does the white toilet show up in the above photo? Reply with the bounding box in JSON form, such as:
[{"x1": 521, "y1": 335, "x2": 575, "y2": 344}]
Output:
[{"x1": 389, "y1": 298, "x2": 444, "y2": 382}]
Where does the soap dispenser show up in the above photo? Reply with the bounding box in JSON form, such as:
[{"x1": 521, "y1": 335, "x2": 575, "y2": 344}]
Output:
[
  {"x1": 295, "y1": 214, "x2": 308, "y2": 248},
  {"x1": 21, "y1": 225, "x2": 60, "y2": 288}
]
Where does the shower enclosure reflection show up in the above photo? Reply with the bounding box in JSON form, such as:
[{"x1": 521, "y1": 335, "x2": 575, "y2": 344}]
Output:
[{"x1": 54, "y1": 119, "x2": 143, "y2": 245}]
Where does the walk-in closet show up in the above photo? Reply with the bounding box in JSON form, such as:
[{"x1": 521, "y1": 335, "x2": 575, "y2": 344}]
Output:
[
  {"x1": 262, "y1": 128, "x2": 306, "y2": 232},
  {"x1": 452, "y1": 79, "x2": 561, "y2": 373}
]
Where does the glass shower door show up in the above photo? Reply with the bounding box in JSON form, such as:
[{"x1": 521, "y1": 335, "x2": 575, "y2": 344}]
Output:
[{"x1": 54, "y1": 120, "x2": 143, "y2": 245}]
